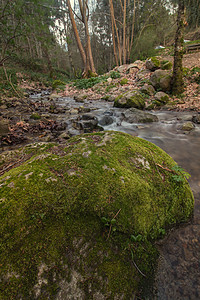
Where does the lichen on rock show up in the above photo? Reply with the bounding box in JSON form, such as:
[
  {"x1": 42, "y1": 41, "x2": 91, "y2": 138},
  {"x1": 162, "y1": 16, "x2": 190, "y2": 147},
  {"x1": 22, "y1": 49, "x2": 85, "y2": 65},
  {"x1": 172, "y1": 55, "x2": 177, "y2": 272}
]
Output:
[
  {"x1": 114, "y1": 91, "x2": 145, "y2": 109},
  {"x1": 0, "y1": 132, "x2": 194, "y2": 299}
]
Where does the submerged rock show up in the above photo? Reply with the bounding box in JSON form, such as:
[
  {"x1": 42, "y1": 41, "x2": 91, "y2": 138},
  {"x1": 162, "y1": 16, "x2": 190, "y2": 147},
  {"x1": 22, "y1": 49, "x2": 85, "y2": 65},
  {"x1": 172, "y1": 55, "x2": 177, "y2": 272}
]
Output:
[
  {"x1": 122, "y1": 108, "x2": 158, "y2": 123},
  {"x1": 0, "y1": 132, "x2": 194, "y2": 299}
]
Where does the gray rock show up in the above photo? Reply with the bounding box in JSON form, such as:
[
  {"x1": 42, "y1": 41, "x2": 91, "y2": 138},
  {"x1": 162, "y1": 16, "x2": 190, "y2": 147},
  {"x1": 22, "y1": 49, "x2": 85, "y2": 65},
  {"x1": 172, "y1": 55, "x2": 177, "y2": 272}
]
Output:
[
  {"x1": 192, "y1": 114, "x2": 200, "y2": 124},
  {"x1": 136, "y1": 69, "x2": 151, "y2": 81},
  {"x1": 154, "y1": 92, "x2": 169, "y2": 104},
  {"x1": 122, "y1": 108, "x2": 158, "y2": 123},
  {"x1": 140, "y1": 84, "x2": 155, "y2": 96},
  {"x1": 74, "y1": 94, "x2": 87, "y2": 102},
  {"x1": 98, "y1": 115, "x2": 114, "y2": 126},
  {"x1": 127, "y1": 60, "x2": 144, "y2": 72},
  {"x1": 150, "y1": 69, "x2": 172, "y2": 91},
  {"x1": 117, "y1": 65, "x2": 127, "y2": 73}
]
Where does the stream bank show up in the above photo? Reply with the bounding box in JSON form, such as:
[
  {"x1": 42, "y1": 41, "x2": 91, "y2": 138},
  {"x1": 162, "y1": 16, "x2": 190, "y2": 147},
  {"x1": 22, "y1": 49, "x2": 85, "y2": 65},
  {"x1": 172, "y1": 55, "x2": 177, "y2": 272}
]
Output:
[{"x1": 0, "y1": 92, "x2": 200, "y2": 299}]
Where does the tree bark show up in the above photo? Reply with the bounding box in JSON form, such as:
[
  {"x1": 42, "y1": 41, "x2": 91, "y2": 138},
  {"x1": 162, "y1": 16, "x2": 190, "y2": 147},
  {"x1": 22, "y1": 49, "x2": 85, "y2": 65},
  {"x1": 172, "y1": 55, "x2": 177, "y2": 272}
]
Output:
[
  {"x1": 109, "y1": 0, "x2": 122, "y2": 65},
  {"x1": 171, "y1": 0, "x2": 185, "y2": 95},
  {"x1": 66, "y1": 0, "x2": 86, "y2": 66},
  {"x1": 122, "y1": 0, "x2": 127, "y2": 64}
]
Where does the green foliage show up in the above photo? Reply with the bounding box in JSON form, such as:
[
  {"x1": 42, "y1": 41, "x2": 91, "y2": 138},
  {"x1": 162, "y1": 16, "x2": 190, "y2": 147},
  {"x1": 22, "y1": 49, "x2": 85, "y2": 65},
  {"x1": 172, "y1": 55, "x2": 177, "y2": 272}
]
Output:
[
  {"x1": 30, "y1": 113, "x2": 41, "y2": 120},
  {"x1": 172, "y1": 165, "x2": 191, "y2": 183},
  {"x1": 120, "y1": 78, "x2": 128, "y2": 85},
  {"x1": 110, "y1": 71, "x2": 121, "y2": 79},
  {"x1": 73, "y1": 75, "x2": 108, "y2": 89},
  {"x1": 52, "y1": 79, "x2": 66, "y2": 90}
]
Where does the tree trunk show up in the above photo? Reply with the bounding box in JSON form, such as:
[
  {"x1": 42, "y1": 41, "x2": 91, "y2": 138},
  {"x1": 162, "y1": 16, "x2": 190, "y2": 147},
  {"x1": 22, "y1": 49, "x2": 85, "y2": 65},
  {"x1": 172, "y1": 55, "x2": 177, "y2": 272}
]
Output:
[
  {"x1": 171, "y1": 0, "x2": 185, "y2": 95},
  {"x1": 82, "y1": 0, "x2": 96, "y2": 74},
  {"x1": 109, "y1": 0, "x2": 122, "y2": 65},
  {"x1": 66, "y1": 0, "x2": 86, "y2": 67},
  {"x1": 122, "y1": 0, "x2": 127, "y2": 64},
  {"x1": 128, "y1": 0, "x2": 137, "y2": 61}
]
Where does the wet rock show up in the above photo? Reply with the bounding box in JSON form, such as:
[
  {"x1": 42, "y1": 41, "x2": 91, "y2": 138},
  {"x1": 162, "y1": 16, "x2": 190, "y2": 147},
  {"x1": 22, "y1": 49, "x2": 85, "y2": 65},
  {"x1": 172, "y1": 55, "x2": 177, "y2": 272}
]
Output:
[
  {"x1": 78, "y1": 107, "x2": 91, "y2": 113},
  {"x1": 192, "y1": 114, "x2": 200, "y2": 124},
  {"x1": 75, "y1": 114, "x2": 101, "y2": 133},
  {"x1": 150, "y1": 70, "x2": 172, "y2": 92},
  {"x1": 122, "y1": 108, "x2": 158, "y2": 123},
  {"x1": 114, "y1": 91, "x2": 145, "y2": 109},
  {"x1": 98, "y1": 115, "x2": 114, "y2": 126},
  {"x1": 181, "y1": 122, "x2": 195, "y2": 131},
  {"x1": 74, "y1": 94, "x2": 87, "y2": 102}
]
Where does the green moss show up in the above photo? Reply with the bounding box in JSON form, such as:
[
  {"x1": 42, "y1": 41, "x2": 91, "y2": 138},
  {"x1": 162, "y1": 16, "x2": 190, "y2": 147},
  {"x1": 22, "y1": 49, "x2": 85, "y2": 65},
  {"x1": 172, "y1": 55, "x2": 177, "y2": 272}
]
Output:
[
  {"x1": 150, "y1": 57, "x2": 160, "y2": 68},
  {"x1": 30, "y1": 113, "x2": 41, "y2": 120},
  {"x1": 120, "y1": 78, "x2": 128, "y2": 85},
  {"x1": 114, "y1": 92, "x2": 145, "y2": 109},
  {"x1": 0, "y1": 132, "x2": 194, "y2": 298},
  {"x1": 161, "y1": 60, "x2": 173, "y2": 70}
]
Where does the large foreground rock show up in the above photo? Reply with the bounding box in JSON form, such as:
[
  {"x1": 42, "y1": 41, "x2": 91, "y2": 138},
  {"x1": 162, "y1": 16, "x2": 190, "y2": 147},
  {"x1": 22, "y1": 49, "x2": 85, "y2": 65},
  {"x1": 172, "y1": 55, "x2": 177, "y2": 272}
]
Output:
[{"x1": 0, "y1": 132, "x2": 194, "y2": 299}]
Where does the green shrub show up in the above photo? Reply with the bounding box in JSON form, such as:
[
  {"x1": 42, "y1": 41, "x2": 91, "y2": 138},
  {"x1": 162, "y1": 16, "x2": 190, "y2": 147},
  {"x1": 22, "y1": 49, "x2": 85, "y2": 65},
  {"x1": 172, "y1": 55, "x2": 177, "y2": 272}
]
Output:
[
  {"x1": 110, "y1": 71, "x2": 121, "y2": 79},
  {"x1": 73, "y1": 75, "x2": 108, "y2": 89},
  {"x1": 120, "y1": 78, "x2": 128, "y2": 85}
]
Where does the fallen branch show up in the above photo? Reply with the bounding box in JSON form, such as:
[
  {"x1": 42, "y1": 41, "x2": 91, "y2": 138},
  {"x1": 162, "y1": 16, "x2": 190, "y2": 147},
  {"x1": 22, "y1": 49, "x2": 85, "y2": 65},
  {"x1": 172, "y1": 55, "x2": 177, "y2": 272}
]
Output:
[
  {"x1": 3, "y1": 64, "x2": 22, "y2": 98},
  {"x1": 131, "y1": 250, "x2": 146, "y2": 277},
  {"x1": 107, "y1": 208, "x2": 121, "y2": 240}
]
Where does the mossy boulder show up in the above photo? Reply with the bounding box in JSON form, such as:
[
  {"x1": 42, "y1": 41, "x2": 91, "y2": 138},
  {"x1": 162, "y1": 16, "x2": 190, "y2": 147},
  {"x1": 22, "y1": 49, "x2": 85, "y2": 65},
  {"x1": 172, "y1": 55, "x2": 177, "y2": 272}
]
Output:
[
  {"x1": 154, "y1": 92, "x2": 170, "y2": 105},
  {"x1": 140, "y1": 84, "x2": 155, "y2": 96},
  {"x1": 161, "y1": 60, "x2": 173, "y2": 70},
  {"x1": 150, "y1": 69, "x2": 172, "y2": 92},
  {"x1": 0, "y1": 132, "x2": 194, "y2": 299},
  {"x1": 114, "y1": 91, "x2": 145, "y2": 109},
  {"x1": 145, "y1": 57, "x2": 161, "y2": 71}
]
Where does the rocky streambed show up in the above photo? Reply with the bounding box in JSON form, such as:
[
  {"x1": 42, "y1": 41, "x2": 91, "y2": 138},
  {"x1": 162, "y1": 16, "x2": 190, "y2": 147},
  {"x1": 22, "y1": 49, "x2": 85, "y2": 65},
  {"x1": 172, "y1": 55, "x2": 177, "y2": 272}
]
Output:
[{"x1": 0, "y1": 91, "x2": 200, "y2": 298}]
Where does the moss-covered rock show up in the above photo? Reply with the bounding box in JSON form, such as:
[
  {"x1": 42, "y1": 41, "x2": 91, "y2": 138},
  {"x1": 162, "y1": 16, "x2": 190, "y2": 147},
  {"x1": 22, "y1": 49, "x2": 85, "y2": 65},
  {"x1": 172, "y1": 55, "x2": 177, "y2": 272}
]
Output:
[
  {"x1": 154, "y1": 92, "x2": 170, "y2": 104},
  {"x1": 0, "y1": 132, "x2": 194, "y2": 299},
  {"x1": 161, "y1": 60, "x2": 173, "y2": 70},
  {"x1": 114, "y1": 91, "x2": 145, "y2": 109},
  {"x1": 150, "y1": 69, "x2": 172, "y2": 92},
  {"x1": 145, "y1": 57, "x2": 161, "y2": 71}
]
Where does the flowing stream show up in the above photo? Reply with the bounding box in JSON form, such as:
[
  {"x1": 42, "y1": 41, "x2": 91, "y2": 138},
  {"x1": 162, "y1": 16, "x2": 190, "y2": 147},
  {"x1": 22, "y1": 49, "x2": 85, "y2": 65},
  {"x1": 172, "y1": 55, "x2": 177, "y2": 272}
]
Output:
[{"x1": 29, "y1": 94, "x2": 200, "y2": 298}]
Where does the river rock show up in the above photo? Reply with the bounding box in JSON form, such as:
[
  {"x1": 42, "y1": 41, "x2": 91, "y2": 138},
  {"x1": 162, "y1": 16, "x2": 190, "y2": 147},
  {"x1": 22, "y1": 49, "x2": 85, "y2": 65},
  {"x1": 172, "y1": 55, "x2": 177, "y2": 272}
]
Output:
[
  {"x1": 114, "y1": 91, "x2": 145, "y2": 109},
  {"x1": 192, "y1": 114, "x2": 200, "y2": 124},
  {"x1": 75, "y1": 114, "x2": 101, "y2": 133},
  {"x1": 98, "y1": 115, "x2": 114, "y2": 126},
  {"x1": 181, "y1": 122, "x2": 195, "y2": 131},
  {"x1": 122, "y1": 108, "x2": 158, "y2": 123},
  {"x1": 0, "y1": 132, "x2": 194, "y2": 299},
  {"x1": 150, "y1": 70, "x2": 172, "y2": 92},
  {"x1": 74, "y1": 94, "x2": 87, "y2": 102}
]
